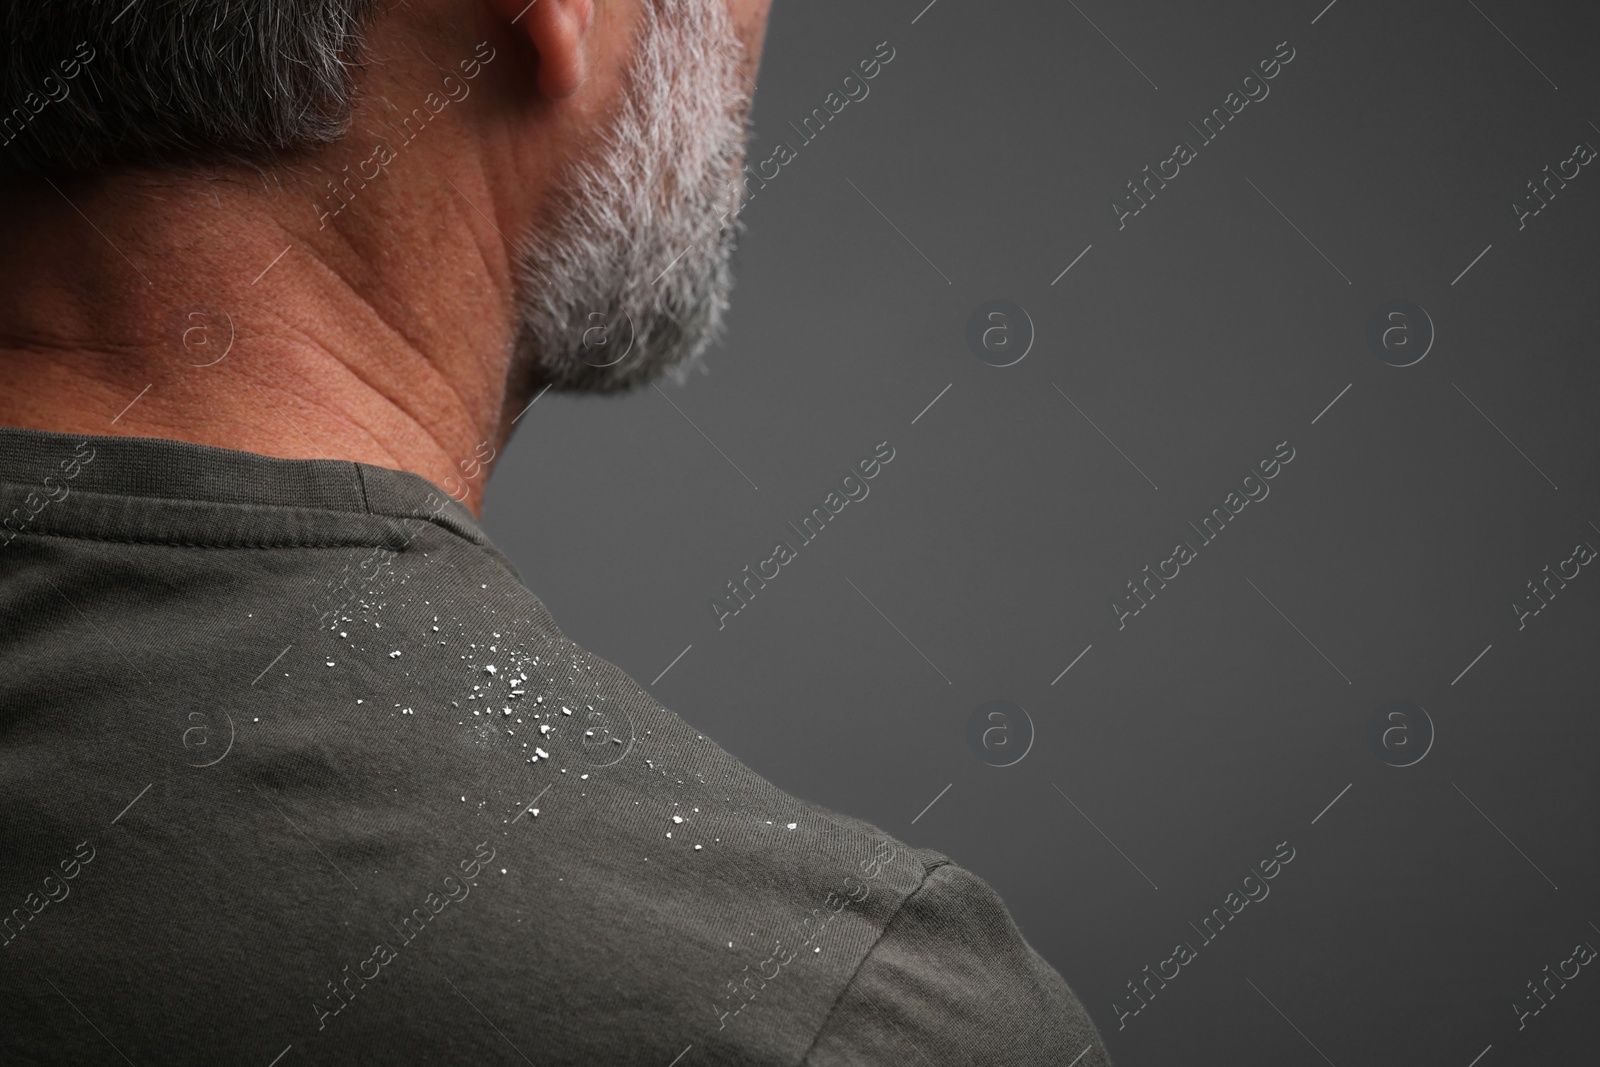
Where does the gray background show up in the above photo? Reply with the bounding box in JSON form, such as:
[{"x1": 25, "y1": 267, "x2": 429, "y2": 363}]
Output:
[{"x1": 484, "y1": 1, "x2": 1600, "y2": 1063}]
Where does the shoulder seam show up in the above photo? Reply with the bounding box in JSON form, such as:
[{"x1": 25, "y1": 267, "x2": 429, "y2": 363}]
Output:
[{"x1": 793, "y1": 858, "x2": 952, "y2": 1066}]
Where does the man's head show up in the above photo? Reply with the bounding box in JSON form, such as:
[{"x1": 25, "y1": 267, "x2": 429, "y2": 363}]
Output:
[{"x1": 0, "y1": 0, "x2": 772, "y2": 509}]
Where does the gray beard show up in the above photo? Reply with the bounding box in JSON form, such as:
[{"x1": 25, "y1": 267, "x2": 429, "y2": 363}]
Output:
[{"x1": 510, "y1": 0, "x2": 751, "y2": 395}]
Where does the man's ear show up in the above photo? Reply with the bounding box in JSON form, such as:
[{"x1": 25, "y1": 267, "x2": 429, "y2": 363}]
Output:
[{"x1": 486, "y1": 0, "x2": 595, "y2": 99}]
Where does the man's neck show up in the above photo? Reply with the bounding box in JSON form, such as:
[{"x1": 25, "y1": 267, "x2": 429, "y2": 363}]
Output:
[{"x1": 0, "y1": 164, "x2": 529, "y2": 517}]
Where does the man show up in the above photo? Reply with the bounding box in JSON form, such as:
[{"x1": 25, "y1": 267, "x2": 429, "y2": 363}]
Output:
[{"x1": 0, "y1": 1, "x2": 1110, "y2": 1063}]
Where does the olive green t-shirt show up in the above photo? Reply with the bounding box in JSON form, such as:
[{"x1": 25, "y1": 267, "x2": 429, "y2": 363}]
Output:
[{"x1": 0, "y1": 426, "x2": 1110, "y2": 1066}]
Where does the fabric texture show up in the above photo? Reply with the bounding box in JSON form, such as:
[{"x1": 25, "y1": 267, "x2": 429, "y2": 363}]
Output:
[{"x1": 0, "y1": 426, "x2": 1110, "y2": 1066}]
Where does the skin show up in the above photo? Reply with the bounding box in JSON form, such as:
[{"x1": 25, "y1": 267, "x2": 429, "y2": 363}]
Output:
[{"x1": 0, "y1": 0, "x2": 772, "y2": 516}]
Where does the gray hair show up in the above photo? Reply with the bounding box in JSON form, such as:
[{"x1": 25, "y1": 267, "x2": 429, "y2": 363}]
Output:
[
  {"x1": 0, "y1": 0, "x2": 376, "y2": 179},
  {"x1": 514, "y1": 0, "x2": 751, "y2": 392}
]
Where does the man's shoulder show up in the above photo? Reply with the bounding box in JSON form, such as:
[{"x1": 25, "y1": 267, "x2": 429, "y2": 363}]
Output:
[{"x1": 0, "y1": 483, "x2": 1105, "y2": 1065}]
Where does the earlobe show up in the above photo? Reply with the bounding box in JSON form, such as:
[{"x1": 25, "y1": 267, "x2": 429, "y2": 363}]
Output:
[{"x1": 486, "y1": 0, "x2": 593, "y2": 99}]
